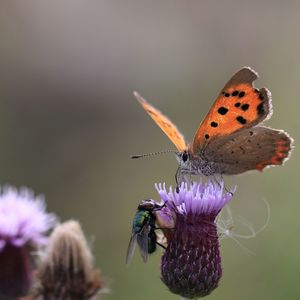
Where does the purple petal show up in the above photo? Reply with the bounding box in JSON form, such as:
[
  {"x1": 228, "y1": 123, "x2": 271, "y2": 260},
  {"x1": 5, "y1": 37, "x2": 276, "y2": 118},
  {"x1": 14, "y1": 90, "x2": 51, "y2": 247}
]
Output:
[{"x1": 0, "y1": 186, "x2": 57, "y2": 250}]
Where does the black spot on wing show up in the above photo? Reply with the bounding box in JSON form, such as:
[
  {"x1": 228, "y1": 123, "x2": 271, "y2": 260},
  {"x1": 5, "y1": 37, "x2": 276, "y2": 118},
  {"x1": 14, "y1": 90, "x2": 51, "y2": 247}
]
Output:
[
  {"x1": 259, "y1": 93, "x2": 264, "y2": 101},
  {"x1": 236, "y1": 116, "x2": 247, "y2": 124},
  {"x1": 274, "y1": 157, "x2": 283, "y2": 163},
  {"x1": 257, "y1": 103, "x2": 265, "y2": 116},
  {"x1": 210, "y1": 121, "x2": 218, "y2": 128},
  {"x1": 239, "y1": 91, "x2": 245, "y2": 98},
  {"x1": 148, "y1": 109, "x2": 157, "y2": 117},
  {"x1": 241, "y1": 104, "x2": 249, "y2": 111},
  {"x1": 239, "y1": 146, "x2": 246, "y2": 154},
  {"x1": 218, "y1": 107, "x2": 228, "y2": 115}
]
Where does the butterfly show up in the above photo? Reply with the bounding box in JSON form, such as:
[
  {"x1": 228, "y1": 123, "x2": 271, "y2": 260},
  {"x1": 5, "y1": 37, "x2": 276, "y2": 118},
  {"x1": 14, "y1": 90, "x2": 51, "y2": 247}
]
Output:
[{"x1": 133, "y1": 67, "x2": 293, "y2": 187}]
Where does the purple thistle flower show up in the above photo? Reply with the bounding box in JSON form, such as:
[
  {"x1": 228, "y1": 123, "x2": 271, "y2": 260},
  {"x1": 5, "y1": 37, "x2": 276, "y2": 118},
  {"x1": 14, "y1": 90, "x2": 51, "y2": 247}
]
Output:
[
  {"x1": 0, "y1": 186, "x2": 56, "y2": 299},
  {"x1": 155, "y1": 181, "x2": 234, "y2": 299}
]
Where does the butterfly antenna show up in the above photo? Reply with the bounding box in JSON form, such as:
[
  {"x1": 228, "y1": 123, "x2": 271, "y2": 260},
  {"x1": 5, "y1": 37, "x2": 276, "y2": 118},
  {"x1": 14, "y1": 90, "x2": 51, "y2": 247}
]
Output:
[{"x1": 131, "y1": 150, "x2": 177, "y2": 159}]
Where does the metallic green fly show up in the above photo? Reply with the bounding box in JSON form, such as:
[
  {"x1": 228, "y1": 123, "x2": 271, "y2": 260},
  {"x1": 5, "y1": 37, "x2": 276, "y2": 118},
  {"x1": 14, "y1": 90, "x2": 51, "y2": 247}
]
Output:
[{"x1": 126, "y1": 199, "x2": 166, "y2": 264}]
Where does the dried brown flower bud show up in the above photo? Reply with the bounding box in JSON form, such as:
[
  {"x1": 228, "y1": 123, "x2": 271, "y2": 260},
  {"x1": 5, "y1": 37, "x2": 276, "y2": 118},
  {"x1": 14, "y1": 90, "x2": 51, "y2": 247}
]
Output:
[{"x1": 34, "y1": 220, "x2": 103, "y2": 300}]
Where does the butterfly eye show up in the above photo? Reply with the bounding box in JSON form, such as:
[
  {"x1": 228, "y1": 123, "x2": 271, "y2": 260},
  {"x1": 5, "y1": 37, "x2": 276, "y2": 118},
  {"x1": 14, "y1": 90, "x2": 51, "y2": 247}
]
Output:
[{"x1": 182, "y1": 152, "x2": 189, "y2": 162}]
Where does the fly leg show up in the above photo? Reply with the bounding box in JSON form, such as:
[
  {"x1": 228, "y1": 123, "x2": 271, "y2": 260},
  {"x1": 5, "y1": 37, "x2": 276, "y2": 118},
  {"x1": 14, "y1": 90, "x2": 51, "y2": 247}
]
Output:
[{"x1": 155, "y1": 241, "x2": 167, "y2": 250}]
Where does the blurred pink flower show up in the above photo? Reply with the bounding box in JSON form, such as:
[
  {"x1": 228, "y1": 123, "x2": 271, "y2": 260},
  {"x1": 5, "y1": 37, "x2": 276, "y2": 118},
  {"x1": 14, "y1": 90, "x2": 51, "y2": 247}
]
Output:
[{"x1": 0, "y1": 186, "x2": 56, "y2": 300}]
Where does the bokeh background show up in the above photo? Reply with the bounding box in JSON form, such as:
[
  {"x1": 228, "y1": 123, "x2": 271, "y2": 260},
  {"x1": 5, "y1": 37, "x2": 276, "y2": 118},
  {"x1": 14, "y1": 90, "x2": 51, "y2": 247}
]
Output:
[{"x1": 0, "y1": 1, "x2": 299, "y2": 299}]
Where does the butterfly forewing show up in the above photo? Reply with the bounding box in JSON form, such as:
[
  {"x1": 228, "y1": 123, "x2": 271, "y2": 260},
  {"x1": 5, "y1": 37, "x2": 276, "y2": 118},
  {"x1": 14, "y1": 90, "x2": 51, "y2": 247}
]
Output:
[
  {"x1": 203, "y1": 126, "x2": 292, "y2": 174},
  {"x1": 192, "y1": 67, "x2": 272, "y2": 154},
  {"x1": 134, "y1": 92, "x2": 188, "y2": 152}
]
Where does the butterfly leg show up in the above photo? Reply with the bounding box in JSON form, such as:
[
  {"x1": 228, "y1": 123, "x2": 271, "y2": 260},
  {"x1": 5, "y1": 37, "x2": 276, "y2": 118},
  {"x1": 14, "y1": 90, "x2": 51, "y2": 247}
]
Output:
[
  {"x1": 189, "y1": 164, "x2": 192, "y2": 182},
  {"x1": 175, "y1": 166, "x2": 181, "y2": 192},
  {"x1": 183, "y1": 174, "x2": 191, "y2": 185},
  {"x1": 175, "y1": 170, "x2": 187, "y2": 192},
  {"x1": 220, "y1": 173, "x2": 234, "y2": 195},
  {"x1": 213, "y1": 174, "x2": 233, "y2": 196}
]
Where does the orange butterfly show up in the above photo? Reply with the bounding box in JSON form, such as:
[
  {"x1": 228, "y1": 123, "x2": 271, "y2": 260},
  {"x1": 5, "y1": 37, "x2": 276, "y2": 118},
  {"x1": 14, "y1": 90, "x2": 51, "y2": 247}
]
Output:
[{"x1": 133, "y1": 67, "x2": 293, "y2": 187}]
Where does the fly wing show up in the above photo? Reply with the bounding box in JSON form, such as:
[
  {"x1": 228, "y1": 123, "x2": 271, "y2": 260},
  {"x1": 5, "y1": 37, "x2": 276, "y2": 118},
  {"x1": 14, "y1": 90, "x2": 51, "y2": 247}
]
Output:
[
  {"x1": 203, "y1": 126, "x2": 292, "y2": 174},
  {"x1": 137, "y1": 225, "x2": 150, "y2": 263},
  {"x1": 125, "y1": 234, "x2": 138, "y2": 265},
  {"x1": 134, "y1": 92, "x2": 188, "y2": 152}
]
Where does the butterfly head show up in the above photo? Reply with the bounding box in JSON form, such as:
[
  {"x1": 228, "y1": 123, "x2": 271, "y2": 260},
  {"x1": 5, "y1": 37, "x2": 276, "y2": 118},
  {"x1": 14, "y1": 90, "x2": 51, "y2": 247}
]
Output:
[{"x1": 176, "y1": 150, "x2": 192, "y2": 168}]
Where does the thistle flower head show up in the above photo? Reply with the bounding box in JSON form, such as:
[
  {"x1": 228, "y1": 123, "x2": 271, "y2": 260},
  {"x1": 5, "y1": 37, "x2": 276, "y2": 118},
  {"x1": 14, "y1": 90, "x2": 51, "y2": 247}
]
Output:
[
  {"x1": 35, "y1": 220, "x2": 103, "y2": 300},
  {"x1": 0, "y1": 186, "x2": 56, "y2": 249},
  {"x1": 0, "y1": 186, "x2": 56, "y2": 300},
  {"x1": 155, "y1": 180, "x2": 234, "y2": 299},
  {"x1": 157, "y1": 180, "x2": 232, "y2": 215}
]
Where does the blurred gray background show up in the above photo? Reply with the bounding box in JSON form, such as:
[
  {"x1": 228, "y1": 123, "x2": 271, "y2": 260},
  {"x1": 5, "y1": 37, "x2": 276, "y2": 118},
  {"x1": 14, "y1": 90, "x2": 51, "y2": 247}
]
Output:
[{"x1": 0, "y1": 1, "x2": 299, "y2": 299}]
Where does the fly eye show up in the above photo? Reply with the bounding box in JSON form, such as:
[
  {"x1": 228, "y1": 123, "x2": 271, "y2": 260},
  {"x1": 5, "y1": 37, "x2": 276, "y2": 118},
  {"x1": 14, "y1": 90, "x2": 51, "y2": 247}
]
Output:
[{"x1": 182, "y1": 152, "x2": 188, "y2": 162}]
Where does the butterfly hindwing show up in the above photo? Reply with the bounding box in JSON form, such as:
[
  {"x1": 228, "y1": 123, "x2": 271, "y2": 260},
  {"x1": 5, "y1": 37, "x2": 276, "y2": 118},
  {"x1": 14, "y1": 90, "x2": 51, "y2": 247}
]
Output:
[
  {"x1": 192, "y1": 67, "x2": 272, "y2": 154},
  {"x1": 203, "y1": 126, "x2": 292, "y2": 174},
  {"x1": 134, "y1": 92, "x2": 187, "y2": 152}
]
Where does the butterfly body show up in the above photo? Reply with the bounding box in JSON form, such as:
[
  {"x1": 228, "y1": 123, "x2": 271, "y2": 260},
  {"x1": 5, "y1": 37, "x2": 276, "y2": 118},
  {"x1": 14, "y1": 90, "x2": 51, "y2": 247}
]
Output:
[
  {"x1": 176, "y1": 150, "x2": 218, "y2": 183},
  {"x1": 134, "y1": 67, "x2": 293, "y2": 186}
]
